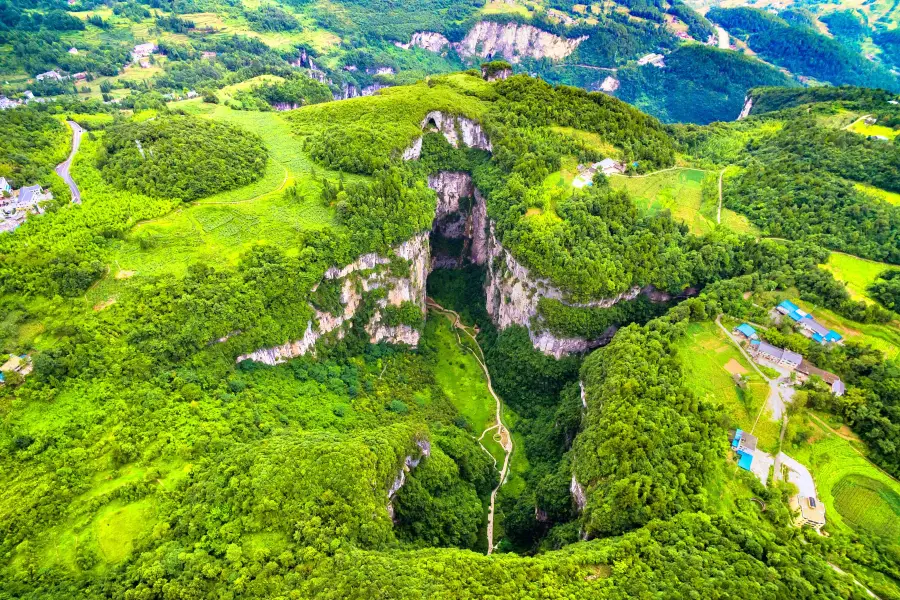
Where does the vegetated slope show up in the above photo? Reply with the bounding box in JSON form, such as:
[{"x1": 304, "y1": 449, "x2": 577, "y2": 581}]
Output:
[
  {"x1": 3, "y1": 72, "x2": 900, "y2": 598},
  {"x1": 615, "y1": 44, "x2": 796, "y2": 124},
  {"x1": 746, "y1": 85, "x2": 900, "y2": 115},
  {"x1": 0, "y1": 108, "x2": 69, "y2": 189},
  {"x1": 573, "y1": 319, "x2": 722, "y2": 537},
  {"x1": 709, "y1": 7, "x2": 900, "y2": 91},
  {"x1": 98, "y1": 115, "x2": 269, "y2": 201}
]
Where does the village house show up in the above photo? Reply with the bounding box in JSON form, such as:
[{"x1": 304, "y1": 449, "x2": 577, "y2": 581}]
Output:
[
  {"x1": 36, "y1": 70, "x2": 62, "y2": 82},
  {"x1": 0, "y1": 96, "x2": 20, "y2": 110},
  {"x1": 0, "y1": 178, "x2": 10, "y2": 196},
  {"x1": 749, "y1": 340, "x2": 802, "y2": 370},
  {"x1": 201, "y1": 51, "x2": 218, "y2": 60},
  {"x1": 598, "y1": 158, "x2": 626, "y2": 175},
  {"x1": 735, "y1": 323, "x2": 758, "y2": 340},
  {"x1": 796, "y1": 359, "x2": 845, "y2": 397},
  {"x1": 731, "y1": 429, "x2": 758, "y2": 471},
  {"x1": 132, "y1": 43, "x2": 158, "y2": 63},
  {"x1": 790, "y1": 495, "x2": 826, "y2": 529},
  {"x1": 68, "y1": 47, "x2": 79, "y2": 55},
  {"x1": 637, "y1": 53, "x2": 666, "y2": 68},
  {"x1": 0, "y1": 354, "x2": 33, "y2": 384},
  {"x1": 776, "y1": 300, "x2": 842, "y2": 345}
]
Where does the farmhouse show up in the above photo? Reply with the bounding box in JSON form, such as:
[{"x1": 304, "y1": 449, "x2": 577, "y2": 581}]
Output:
[
  {"x1": 132, "y1": 43, "x2": 158, "y2": 63},
  {"x1": 637, "y1": 53, "x2": 666, "y2": 68},
  {"x1": 36, "y1": 70, "x2": 62, "y2": 82},
  {"x1": 749, "y1": 340, "x2": 802, "y2": 370},
  {"x1": 776, "y1": 300, "x2": 842, "y2": 345},
  {"x1": 735, "y1": 323, "x2": 758, "y2": 340},
  {"x1": 731, "y1": 429, "x2": 758, "y2": 470},
  {"x1": 0, "y1": 178, "x2": 10, "y2": 195},
  {"x1": 599, "y1": 158, "x2": 626, "y2": 175},
  {"x1": 790, "y1": 495, "x2": 826, "y2": 529},
  {"x1": 0, "y1": 354, "x2": 33, "y2": 384},
  {"x1": 68, "y1": 47, "x2": 79, "y2": 55},
  {"x1": 796, "y1": 359, "x2": 845, "y2": 397}
]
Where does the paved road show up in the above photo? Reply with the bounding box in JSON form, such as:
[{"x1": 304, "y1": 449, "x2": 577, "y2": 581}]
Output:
[
  {"x1": 715, "y1": 315, "x2": 788, "y2": 421},
  {"x1": 55, "y1": 120, "x2": 83, "y2": 204},
  {"x1": 777, "y1": 452, "x2": 817, "y2": 497}
]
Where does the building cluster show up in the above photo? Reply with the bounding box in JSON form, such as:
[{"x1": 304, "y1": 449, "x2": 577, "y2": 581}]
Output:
[
  {"x1": 573, "y1": 159, "x2": 627, "y2": 188},
  {"x1": 735, "y1": 321, "x2": 845, "y2": 396},
  {"x1": 637, "y1": 53, "x2": 666, "y2": 68},
  {"x1": 776, "y1": 300, "x2": 843, "y2": 345},
  {"x1": 0, "y1": 178, "x2": 52, "y2": 233},
  {"x1": 131, "y1": 43, "x2": 158, "y2": 68},
  {"x1": 0, "y1": 354, "x2": 32, "y2": 384}
]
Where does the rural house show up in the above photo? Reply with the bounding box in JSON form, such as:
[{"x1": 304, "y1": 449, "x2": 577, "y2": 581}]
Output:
[
  {"x1": 731, "y1": 429, "x2": 758, "y2": 471},
  {"x1": 796, "y1": 360, "x2": 845, "y2": 396},
  {"x1": 735, "y1": 323, "x2": 758, "y2": 340},
  {"x1": 776, "y1": 300, "x2": 842, "y2": 345},
  {"x1": 790, "y1": 495, "x2": 826, "y2": 529},
  {"x1": 749, "y1": 340, "x2": 802, "y2": 370},
  {"x1": 36, "y1": 70, "x2": 62, "y2": 82}
]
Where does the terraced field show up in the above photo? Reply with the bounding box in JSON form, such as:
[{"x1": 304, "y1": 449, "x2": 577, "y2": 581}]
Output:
[{"x1": 832, "y1": 474, "x2": 900, "y2": 539}]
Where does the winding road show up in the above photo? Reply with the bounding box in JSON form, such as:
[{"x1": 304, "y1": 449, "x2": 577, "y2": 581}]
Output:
[
  {"x1": 55, "y1": 120, "x2": 83, "y2": 204},
  {"x1": 427, "y1": 298, "x2": 513, "y2": 554}
]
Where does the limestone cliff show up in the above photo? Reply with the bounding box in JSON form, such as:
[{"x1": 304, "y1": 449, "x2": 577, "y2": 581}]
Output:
[
  {"x1": 387, "y1": 438, "x2": 432, "y2": 520},
  {"x1": 456, "y1": 21, "x2": 587, "y2": 64},
  {"x1": 402, "y1": 112, "x2": 492, "y2": 162},
  {"x1": 484, "y1": 223, "x2": 651, "y2": 358},
  {"x1": 394, "y1": 32, "x2": 451, "y2": 53},
  {"x1": 427, "y1": 171, "x2": 489, "y2": 269},
  {"x1": 397, "y1": 22, "x2": 586, "y2": 65},
  {"x1": 238, "y1": 233, "x2": 429, "y2": 365}
]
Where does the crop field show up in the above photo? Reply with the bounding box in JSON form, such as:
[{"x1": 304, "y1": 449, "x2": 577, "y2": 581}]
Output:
[
  {"x1": 832, "y1": 475, "x2": 900, "y2": 539},
  {"x1": 425, "y1": 315, "x2": 504, "y2": 464},
  {"x1": 848, "y1": 119, "x2": 900, "y2": 140},
  {"x1": 856, "y1": 182, "x2": 900, "y2": 206},
  {"x1": 790, "y1": 297, "x2": 900, "y2": 360},
  {"x1": 85, "y1": 105, "x2": 347, "y2": 305},
  {"x1": 821, "y1": 251, "x2": 894, "y2": 302},
  {"x1": 788, "y1": 419, "x2": 900, "y2": 538},
  {"x1": 610, "y1": 167, "x2": 750, "y2": 235},
  {"x1": 674, "y1": 321, "x2": 778, "y2": 451}
]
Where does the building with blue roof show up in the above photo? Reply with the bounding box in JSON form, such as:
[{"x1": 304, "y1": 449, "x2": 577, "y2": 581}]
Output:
[
  {"x1": 737, "y1": 450, "x2": 754, "y2": 470},
  {"x1": 735, "y1": 324, "x2": 758, "y2": 340},
  {"x1": 776, "y1": 301, "x2": 843, "y2": 345}
]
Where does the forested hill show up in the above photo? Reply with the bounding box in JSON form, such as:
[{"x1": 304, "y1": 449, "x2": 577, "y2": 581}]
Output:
[{"x1": 1, "y1": 43, "x2": 900, "y2": 599}]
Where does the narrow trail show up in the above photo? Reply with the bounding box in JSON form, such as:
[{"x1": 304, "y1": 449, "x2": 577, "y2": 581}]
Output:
[
  {"x1": 56, "y1": 120, "x2": 83, "y2": 204},
  {"x1": 717, "y1": 168, "x2": 725, "y2": 224},
  {"x1": 427, "y1": 298, "x2": 512, "y2": 554}
]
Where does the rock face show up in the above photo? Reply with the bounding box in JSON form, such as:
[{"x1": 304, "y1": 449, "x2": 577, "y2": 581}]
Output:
[
  {"x1": 738, "y1": 95, "x2": 753, "y2": 120},
  {"x1": 238, "y1": 233, "x2": 429, "y2": 365},
  {"x1": 427, "y1": 172, "x2": 489, "y2": 269},
  {"x1": 387, "y1": 438, "x2": 432, "y2": 520},
  {"x1": 339, "y1": 82, "x2": 390, "y2": 100},
  {"x1": 484, "y1": 223, "x2": 654, "y2": 358},
  {"x1": 397, "y1": 23, "x2": 586, "y2": 65},
  {"x1": 394, "y1": 32, "x2": 451, "y2": 53},
  {"x1": 570, "y1": 475, "x2": 587, "y2": 512},
  {"x1": 421, "y1": 111, "x2": 493, "y2": 152},
  {"x1": 456, "y1": 22, "x2": 586, "y2": 64},
  {"x1": 482, "y1": 66, "x2": 513, "y2": 82}
]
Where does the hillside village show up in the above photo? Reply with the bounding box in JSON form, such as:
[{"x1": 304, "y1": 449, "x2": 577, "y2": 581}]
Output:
[{"x1": 0, "y1": 178, "x2": 51, "y2": 233}]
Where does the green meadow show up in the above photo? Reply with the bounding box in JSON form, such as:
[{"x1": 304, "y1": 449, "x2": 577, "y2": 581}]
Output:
[
  {"x1": 675, "y1": 321, "x2": 778, "y2": 452},
  {"x1": 821, "y1": 251, "x2": 895, "y2": 303}
]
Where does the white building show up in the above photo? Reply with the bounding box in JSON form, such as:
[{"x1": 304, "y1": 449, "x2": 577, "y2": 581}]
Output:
[
  {"x1": 36, "y1": 70, "x2": 63, "y2": 82},
  {"x1": 68, "y1": 47, "x2": 79, "y2": 55},
  {"x1": 132, "y1": 43, "x2": 158, "y2": 61},
  {"x1": 0, "y1": 178, "x2": 10, "y2": 195}
]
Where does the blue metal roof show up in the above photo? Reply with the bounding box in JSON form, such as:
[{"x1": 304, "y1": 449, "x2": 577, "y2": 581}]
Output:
[
  {"x1": 778, "y1": 300, "x2": 800, "y2": 313},
  {"x1": 732, "y1": 429, "x2": 743, "y2": 448},
  {"x1": 737, "y1": 450, "x2": 753, "y2": 470},
  {"x1": 736, "y1": 324, "x2": 757, "y2": 338}
]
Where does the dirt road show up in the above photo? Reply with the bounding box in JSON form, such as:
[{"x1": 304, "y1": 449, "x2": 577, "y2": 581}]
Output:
[{"x1": 56, "y1": 120, "x2": 83, "y2": 204}]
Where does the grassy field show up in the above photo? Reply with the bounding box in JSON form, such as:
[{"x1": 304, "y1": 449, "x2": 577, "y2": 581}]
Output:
[
  {"x1": 426, "y1": 315, "x2": 501, "y2": 461},
  {"x1": 821, "y1": 252, "x2": 894, "y2": 302},
  {"x1": 549, "y1": 126, "x2": 621, "y2": 158},
  {"x1": 855, "y1": 182, "x2": 900, "y2": 206},
  {"x1": 675, "y1": 321, "x2": 779, "y2": 452},
  {"x1": 787, "y1": 414, "x2": 900, "y2": 539},
  {"x1": 216, "y1": 74, "x2": 286, "y2": 103},
  {"x1": 610, "y1": 168, "x2": 712, "y2": 235},
  {"x1": 85, "y1": 104, "x2": 345, "y2": 305},
  {"x1": 848, "y1": 119, "x2": 900, "y2": 140}
]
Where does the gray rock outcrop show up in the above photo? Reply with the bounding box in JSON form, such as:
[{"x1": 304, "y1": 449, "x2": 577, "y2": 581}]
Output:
[
  {"x1": 387, "y1": 438, "x2": 432, "y2": 520},
  {"x1": 394, "y1": 32, "x2": 451, "y2": 53},
  {"x1": 238, "y1": 233, "x2": 429, "y2": 365}
]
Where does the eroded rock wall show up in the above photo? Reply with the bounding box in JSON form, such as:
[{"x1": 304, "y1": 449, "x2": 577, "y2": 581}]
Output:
[
  {"x1": 456, "y1": 21, "x2": 587, "y2": 64},
  {"x1": 238, "y1": 233, "x2": 430, "y2": 365}
]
